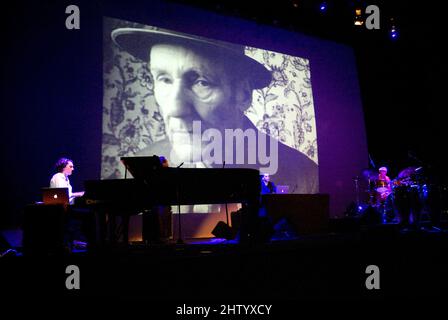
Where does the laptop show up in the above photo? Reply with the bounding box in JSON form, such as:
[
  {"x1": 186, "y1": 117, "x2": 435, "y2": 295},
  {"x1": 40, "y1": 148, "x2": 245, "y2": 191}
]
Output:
[
  {"x1": 42, "y1": 187, "x2": 69, "y2": 205},
  {"x1": 276, "y1": 185, "x2": 290, "y2": 194}
]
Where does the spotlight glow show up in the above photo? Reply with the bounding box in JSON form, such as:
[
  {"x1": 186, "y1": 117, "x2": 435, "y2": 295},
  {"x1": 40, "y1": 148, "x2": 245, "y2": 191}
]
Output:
[
  {"x1": 390, "y1": 26, "x2": 399, "y2": 39},
  {"x1": 320, "y1": 2, "x2": 327, "y2": 11}
]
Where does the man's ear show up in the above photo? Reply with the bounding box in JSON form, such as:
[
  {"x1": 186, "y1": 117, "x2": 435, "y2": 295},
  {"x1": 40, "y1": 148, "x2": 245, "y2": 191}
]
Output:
[{"x1": 235, "y1": 79, "x2": 253, "y2": 112}]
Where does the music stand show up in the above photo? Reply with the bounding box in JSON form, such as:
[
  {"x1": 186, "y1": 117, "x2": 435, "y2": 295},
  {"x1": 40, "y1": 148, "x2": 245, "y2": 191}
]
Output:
[
  {"x1": 120, "y1": 156, "x2": 162, "y2": 181},
  {"x1": 120, "y1": 156, "x2": 184, "y2": 244}
]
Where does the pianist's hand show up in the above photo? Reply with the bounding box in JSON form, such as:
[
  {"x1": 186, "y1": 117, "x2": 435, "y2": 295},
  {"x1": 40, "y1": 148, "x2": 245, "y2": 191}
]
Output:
[{"x1": 72, "y1": 191, "x2": 85, "y2": 198}]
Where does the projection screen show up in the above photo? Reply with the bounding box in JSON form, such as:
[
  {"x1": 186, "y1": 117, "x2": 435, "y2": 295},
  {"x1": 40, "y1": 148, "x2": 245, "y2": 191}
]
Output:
[{"x1": 103, "y1": 17, "x2": 318, "y2": 195}]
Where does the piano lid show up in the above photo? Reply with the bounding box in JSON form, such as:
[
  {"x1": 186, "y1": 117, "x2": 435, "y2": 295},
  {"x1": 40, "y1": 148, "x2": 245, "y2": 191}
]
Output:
[{"x1": 83, "y1": 166, "x2": 261, "y2": 206}]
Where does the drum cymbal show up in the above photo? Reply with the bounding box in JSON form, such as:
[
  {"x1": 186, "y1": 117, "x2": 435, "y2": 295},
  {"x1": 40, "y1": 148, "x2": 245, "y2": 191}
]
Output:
[
  {"x1": 398, "y1": 167, "x2": 417, "y2": 179},
  {"x1": 362, "y1": 168, "x2": 377, "y2": 180}
]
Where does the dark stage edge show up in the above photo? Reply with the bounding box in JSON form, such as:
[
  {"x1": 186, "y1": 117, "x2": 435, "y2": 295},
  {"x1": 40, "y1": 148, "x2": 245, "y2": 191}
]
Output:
[{"x1": 1, "y1": 224, "x2": 448, "y2": 316}]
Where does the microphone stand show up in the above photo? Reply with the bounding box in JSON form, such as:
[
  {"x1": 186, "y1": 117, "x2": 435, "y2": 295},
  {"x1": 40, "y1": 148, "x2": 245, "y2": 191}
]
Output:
[
  {"x1": 222, "y1": 162, "x2": 230, "y2": 227},
  {"x1": 176, "y1": 162, "x2": 184, "y2": 244},
  {"x1": 353, "y1": 176, "x2": 360, "y2": 212}
]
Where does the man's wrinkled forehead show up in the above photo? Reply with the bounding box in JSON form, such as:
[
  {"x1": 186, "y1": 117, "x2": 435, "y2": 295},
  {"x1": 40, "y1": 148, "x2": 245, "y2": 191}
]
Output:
[{"x1": 149, "y1": 43, "x2": 228, "y2": 76}]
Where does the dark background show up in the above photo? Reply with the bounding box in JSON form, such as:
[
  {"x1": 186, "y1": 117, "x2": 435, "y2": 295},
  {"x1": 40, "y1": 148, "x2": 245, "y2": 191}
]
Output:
[{"x1": 1, "y1": 0, "x2": 446, "y2": 228}]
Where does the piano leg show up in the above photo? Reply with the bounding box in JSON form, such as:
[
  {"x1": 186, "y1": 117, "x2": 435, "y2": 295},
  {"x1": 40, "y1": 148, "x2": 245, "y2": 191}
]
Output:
[
  {"x1": 90, "y1": 210, "x2": 131, "y2": 247},
  {"x1": 142, "y1": 206, "x2": 173, "y2": 245},
  {"x1": 142, "y1": 208, "x2": 161, "y2": 245}
]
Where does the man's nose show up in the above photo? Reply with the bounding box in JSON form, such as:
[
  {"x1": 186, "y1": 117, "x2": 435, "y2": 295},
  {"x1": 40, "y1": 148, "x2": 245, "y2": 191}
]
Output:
[{"x1": 165, "y1": 81, "x2": 193, "y2": 117}]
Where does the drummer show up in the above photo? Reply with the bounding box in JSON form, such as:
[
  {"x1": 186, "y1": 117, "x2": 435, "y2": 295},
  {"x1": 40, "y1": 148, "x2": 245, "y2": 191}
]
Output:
[{"x1": 376, "y1": 166, "x2": 392, "y2": 200}]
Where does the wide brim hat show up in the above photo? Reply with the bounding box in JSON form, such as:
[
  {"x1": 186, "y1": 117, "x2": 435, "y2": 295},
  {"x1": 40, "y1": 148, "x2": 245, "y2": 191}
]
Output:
[{"x1": 111, "y1": 27, "x2": 272, "y2": 89}]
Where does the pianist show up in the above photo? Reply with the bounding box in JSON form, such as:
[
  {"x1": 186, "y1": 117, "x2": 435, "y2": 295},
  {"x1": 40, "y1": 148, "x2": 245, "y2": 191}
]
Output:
[
  {"x1": 50, "y1": 157, "x2": 90, "y2": 250},
  {"x1": 50, "y1": 157, "x2": 84, "y2": 204},
  {"x1": 111, "y1": 27, "x2": 318, "y2": 194}
]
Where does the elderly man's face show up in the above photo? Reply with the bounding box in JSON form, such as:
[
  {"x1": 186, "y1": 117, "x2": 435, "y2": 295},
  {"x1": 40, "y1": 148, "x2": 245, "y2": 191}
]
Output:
[{"x1": 150, "y1": 44, "x2": 246, "y2": 163}]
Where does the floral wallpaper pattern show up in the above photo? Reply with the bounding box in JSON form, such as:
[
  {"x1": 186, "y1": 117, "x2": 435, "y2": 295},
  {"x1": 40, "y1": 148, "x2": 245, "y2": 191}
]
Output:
[{"x1": 102, "y1": 17, "x2": 318, "y2": 179}]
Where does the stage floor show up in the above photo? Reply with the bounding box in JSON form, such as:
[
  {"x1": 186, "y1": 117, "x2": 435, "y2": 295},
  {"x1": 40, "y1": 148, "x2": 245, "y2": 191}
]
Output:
[{"x1": 2, "y1": 222, "x2": 448, "y2": 311}]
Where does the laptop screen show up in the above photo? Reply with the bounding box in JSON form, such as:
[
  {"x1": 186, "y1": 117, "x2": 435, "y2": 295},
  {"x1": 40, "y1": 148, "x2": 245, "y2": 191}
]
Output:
[
  {"x1": 42, "y1": 187, "x2": 69, "y2": 205},
  {"x1": 276, "y1": 185, "x2": 290, "y2": 194}
]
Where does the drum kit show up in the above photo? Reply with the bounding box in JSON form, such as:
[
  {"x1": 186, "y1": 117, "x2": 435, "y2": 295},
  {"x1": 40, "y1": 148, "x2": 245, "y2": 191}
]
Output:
[{"x1": 355, "y1": 166, "x2": 429, "y2": 223}]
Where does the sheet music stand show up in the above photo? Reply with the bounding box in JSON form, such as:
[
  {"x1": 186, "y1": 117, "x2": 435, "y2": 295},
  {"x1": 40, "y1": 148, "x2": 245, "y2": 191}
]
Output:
[
  {"x1": 121, "y1": 156, "x2": 162, "y2": 181},
  {"x1": 120, "y1": 156, "x2": 183, "y2": 244}
]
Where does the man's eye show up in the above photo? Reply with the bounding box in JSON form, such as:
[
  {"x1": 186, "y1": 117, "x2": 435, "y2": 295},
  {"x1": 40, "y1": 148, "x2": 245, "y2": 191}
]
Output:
[
  {"x1": 191, "y1": 79, "x2": 215, "y2": 98},
  {"x1": 194, "y1": 79, "x2": 212, "y2": 88},
  {"x1": 156, "y1": 75, "x2": 173, "y2": 84}
]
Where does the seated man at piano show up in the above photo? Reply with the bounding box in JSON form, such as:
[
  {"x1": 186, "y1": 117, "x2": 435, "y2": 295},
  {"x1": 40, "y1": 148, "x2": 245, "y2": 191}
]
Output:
[
  {"x1": 50, "y1": 157, "x2": 84, "y2": 204},
  {"x1": 50, "y1": 157, "x2": 93, "y2": 250}
]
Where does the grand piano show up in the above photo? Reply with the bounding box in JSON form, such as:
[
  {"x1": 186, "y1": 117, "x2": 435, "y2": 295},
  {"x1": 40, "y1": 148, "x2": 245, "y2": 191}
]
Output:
[{"x1": 77, "y1": 156, "x2": 261, "y2": 244}]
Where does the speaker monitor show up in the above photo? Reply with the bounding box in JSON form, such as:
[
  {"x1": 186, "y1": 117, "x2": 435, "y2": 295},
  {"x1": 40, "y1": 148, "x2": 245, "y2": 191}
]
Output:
[
  {"x1": 22, "y1": 204, "x2": 65, "y2": 255},
  {"x1": 261, "y1": 194, "x2": 330, "y2": 235}
]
